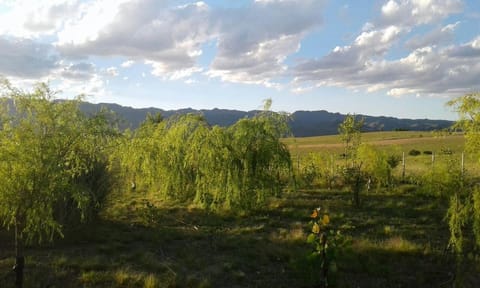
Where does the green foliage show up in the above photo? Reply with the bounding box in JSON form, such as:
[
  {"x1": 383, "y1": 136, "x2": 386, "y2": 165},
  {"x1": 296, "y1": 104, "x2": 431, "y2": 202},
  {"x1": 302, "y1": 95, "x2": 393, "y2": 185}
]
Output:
[
  {"x1": 0, "y1": 81, "x2": 116, "y2": 243},
  {"x1": 447, "y1": 92, "x2": 480, "y2": 156},
  {"x1": 473, "y1": 187, "x2": 480, "y2": 248},
  {"x1": 444, "y1": 92, "x2": 480, "y2": 261},
  {"x1": 357, "y1": 144, "x2": 394, "y2": 190},
  {"x1": 115, "y1": 106, "x2": 293, "y2": 211},
  {"x1": 338, "y1": 114, "x2": 364, "y2": 160},
  {"x1": 421, "y1": 159, "x2": 463, "y2": 198},
  {"x1": 338, "y1": 114, "x2": 367, "y2": 206},
  {"x1": 341, "y1": 166, "x2": 366, "y2": 207},
  {"x1": 298, "y1": 153, "x2": 339, "y2": 189},
  {"x1": 298, "y1": 153, "x2": 322, "y2": 188},
  {"x1": 386, "y1": 154, "x2": 401, "y2": 169},
  {"x1": 306, "y1": 208, "x2": 346, "y2": 287}
]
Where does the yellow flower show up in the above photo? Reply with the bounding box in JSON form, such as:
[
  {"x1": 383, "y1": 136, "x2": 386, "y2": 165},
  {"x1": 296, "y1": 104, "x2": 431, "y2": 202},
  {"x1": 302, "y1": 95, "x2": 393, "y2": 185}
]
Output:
[
  {"x1": 322, "y1": 214, "x2": 330, "y2": 225},
  {"x1": 310, "y1": 209, "x2": 318, "y2": 219},
  {"x1": 312, "y1": 223, "x2": 320, "y2": 234}
]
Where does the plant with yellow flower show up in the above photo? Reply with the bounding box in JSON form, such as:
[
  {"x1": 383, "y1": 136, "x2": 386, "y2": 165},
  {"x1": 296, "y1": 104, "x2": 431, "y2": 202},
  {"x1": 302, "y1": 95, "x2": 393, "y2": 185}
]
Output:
[{"x1": 306, "y1": 207, "x2": 344, "y2": 287}]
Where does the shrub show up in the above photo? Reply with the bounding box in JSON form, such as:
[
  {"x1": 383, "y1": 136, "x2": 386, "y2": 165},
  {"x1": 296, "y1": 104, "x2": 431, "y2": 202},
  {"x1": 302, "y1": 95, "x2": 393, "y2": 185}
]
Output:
[
  {"x1": 423, "y1": 150, "x2": 433, "y2": 155},
  {"x1": 386, "y1": 154, "x2": 401, "y2": 169},
  {"x1": 408, "y1": 149, "x2": 421, "y2": 156}
]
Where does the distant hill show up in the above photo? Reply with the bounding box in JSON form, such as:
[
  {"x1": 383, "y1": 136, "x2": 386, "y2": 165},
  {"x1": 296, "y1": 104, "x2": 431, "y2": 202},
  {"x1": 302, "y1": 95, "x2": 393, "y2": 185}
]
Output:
[{"x1": 79, "y1": 102, "x2": 454, "y2": 137}]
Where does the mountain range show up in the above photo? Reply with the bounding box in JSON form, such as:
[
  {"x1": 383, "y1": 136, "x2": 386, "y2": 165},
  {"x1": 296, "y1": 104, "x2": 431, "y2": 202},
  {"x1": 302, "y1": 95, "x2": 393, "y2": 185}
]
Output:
[{"x1": 79, "y1": 102, "x2": 454, "y2": 137}]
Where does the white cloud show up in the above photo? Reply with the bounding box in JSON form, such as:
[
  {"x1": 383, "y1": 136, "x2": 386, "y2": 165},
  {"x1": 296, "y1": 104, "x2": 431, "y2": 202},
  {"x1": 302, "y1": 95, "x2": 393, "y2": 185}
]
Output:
[
  {"x1": 209, "y1": 34, "x2": 302, "y2": 85},
  {"x1": 148, "y1": 61, "x2": 203, "y2": 80},
  {"x1": 294, "y1": 35, "x2": 480, "y2": 98},
  {"x1": 382, "y1": 0, "x2": 400, "y2": 17},
  {"x1": 405, "y1": 22, "x2": 460, "y2": 49},
  {"x1": 53, "y1": 0, "x2": 325, "y2": 86},
  {"x1": 0, "y1": 0, "x2": 80, "y2": 38},
  {"x1": 106, "y1": 66, "x2": 119, "y2": 77},
  {"x1": 209, "y1": 0, "x2": 325, "y2": 86},
  {"x1": 57, "y1": 0, "x2": 212, "y2": 77},
  {"x1": 290, "y1": 0, "x2": 477, "y2": 98},
  {"x1": 379, "y1": 0, "x2": 463, "y2": 27},
  {"x1": 121, "y1": 60, "x2": 134, "y2": 68}
]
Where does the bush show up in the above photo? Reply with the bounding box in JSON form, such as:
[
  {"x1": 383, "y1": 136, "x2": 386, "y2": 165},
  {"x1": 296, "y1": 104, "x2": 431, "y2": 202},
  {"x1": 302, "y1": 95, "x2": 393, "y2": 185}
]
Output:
[
  {"x1": 408, "y1": 149, "x2": 421, "y2": 156},
  {"x1": 423, "y1": 151, "x2": 433, "y2": 155},
  {"x1": 386, "y1": 154, "x2": 401, "y2": 169}
]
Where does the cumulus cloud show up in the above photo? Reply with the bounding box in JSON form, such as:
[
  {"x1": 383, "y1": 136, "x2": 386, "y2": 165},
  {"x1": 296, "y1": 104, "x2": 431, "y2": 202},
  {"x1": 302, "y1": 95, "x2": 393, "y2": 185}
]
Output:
[
  {"x1": 379, "y1": 0, "x2": 463, "y2": 28},
  {"x1": 291, "y1": 0, "x2": 476, "y2": 98},
  {"x1": 294, "y1": 37, "x2": 480, "y2": 98},
  {"x1": 294, "y1": 26, "x2": 402, "y2": 81},
  {"x1": 59, "y1": 62, "x2": 95, "y2": 80},
  {"x1": 0, "y1": 0, "x2": 80, "y2": 38},
  {"x1": 121, "y1": 60, "x2": 134, "y2": 68},
  {"x1": 0, "y1": 37, "x2": 58, "y2": 78},
  {"x1": 57, "y1": 0, "x2": 211, "y2": 78},
  {"x1": 405, "y1": 22, "x2": 460, "y2": 49},
  {"x1": 209, "y1": 0, "x2": 325, "y2": 84},
  {"x1": 105, "y1": 66, "x2": 119, "y2": 77},
  {"x1": 0, "y1": 0, "x2": 476, "y2": 100},
  {"x1": 54, "y1": 0, "x2": 325, "y2": 85}
]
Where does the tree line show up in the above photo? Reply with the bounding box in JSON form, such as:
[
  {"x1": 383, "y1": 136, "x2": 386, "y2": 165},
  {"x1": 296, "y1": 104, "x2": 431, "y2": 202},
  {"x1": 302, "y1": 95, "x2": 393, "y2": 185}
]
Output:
[{"x1": 0, "y1": 82, "x2": 293, "y2": 287}]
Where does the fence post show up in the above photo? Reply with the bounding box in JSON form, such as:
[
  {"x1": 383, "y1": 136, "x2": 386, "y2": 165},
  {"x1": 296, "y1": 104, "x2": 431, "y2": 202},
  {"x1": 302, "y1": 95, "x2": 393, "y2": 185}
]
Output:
[{"x1": 402, "y1": 152, "x2": 405, "y2": 181}]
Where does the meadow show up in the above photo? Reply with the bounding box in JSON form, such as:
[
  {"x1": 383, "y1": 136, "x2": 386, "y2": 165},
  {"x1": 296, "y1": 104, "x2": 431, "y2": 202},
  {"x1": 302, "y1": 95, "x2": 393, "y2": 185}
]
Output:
[{"x1": 1, "y1": 130, "x2": 479, "y2": 288}]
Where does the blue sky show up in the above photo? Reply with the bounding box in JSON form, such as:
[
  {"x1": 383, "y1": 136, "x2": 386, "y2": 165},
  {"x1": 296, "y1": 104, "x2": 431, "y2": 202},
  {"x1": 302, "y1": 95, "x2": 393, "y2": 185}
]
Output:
[{"x1": 0, "y1": 0, "x2": 479, "y2": 120}]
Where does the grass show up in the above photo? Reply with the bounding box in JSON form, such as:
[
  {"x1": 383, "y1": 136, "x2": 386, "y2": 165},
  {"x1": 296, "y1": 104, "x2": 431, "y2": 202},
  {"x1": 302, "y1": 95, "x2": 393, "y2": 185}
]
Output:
[
  {"x1": 286, "y1": 131, "x2": 479, "y2": 176},
  {"x1": 2, "y1": 185, "x2": 478, "y2": 287}
]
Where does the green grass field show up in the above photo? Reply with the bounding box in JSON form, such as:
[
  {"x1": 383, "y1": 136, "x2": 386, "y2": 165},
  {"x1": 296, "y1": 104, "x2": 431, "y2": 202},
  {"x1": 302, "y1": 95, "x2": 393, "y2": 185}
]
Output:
[
  {"x1": 1, "y1": 131, "x2": 479, "y2": 287},
  {"x1": 286, "y1": 131, "x2": 478, "y2": 176}
]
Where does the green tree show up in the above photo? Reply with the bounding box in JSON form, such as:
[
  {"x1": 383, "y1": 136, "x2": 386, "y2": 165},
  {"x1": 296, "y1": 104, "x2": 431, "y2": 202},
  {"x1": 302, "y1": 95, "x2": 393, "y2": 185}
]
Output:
[
  {"x1": 0, "y1": 81, "x2": 115, "y2": 287},
  {"x1": 338, "y1": 114, "x2": 365, "y2": 207},
  {"x1": 338, "y1": 114, "x2": 364, "y2": 160},
  {"x1": 357, "y1": 144, "x2": 393, "y2": 190},
  {"x1": 114, "y1": 100, "x2": 293, "y2": 211},
  {"x1": 444, "y1": 93, "x2": 480, "y2": 281},
  {"x1": 447, "y1": 92, "x2": 480, "y2": 154}
]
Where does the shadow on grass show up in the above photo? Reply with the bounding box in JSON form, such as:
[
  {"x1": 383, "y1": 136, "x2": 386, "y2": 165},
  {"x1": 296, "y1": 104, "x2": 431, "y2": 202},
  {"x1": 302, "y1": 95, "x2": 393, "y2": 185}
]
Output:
[{"x1": 0, "y1": 189, "x2": 478, "y2": 287}]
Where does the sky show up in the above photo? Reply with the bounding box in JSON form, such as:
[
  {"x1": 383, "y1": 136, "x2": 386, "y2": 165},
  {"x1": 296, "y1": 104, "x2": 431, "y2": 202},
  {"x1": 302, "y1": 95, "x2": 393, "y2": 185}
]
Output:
[{"x1": 0, "y1": 0, "x2": 479, "y2": 120}]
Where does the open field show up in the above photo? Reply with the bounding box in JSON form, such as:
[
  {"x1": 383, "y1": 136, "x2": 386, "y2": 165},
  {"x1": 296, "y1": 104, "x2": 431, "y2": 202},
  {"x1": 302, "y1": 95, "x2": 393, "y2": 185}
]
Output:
[
  {"x1": 285, "y1": 131, "x2": 479, "y2": 176},
  {"x1": 285, "y1": 131, "x2": 465, "y2": 155}
]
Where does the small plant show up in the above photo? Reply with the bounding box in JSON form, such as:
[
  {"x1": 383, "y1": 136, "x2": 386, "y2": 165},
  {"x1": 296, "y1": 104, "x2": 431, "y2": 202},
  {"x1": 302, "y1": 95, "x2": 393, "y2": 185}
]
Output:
[
  {"x1": 386, "y1": 154, "x2": 401, "y2": 169},
  {"x1": 306, "y1": 208, "x2": 345, "y2": 287}
]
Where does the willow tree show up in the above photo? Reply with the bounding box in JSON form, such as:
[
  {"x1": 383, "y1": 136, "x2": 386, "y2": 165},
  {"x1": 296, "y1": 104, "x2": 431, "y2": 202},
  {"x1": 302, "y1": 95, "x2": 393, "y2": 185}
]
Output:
[
  {"x1": 226, "y1": 111, "x2": 292, "y2": 209},
  {"x1": 0, "y1": 81, "x2": 115, "y2": 287},
  {"x1": 114, "y1": 113, "x2": 167, "y2": 192},
  {"x1": 445, "y1": 93, "x2": 480, "y2": 256},
  {"x1": 116, "y1": 100, "x2": 293, "y2": 211}
]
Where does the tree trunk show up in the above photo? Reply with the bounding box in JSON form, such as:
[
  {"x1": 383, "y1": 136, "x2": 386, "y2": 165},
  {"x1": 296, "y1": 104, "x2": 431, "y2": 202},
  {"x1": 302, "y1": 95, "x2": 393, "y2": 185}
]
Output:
[{"x1": 13, "y1": 216, "x2": 24, "y2": 288}]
